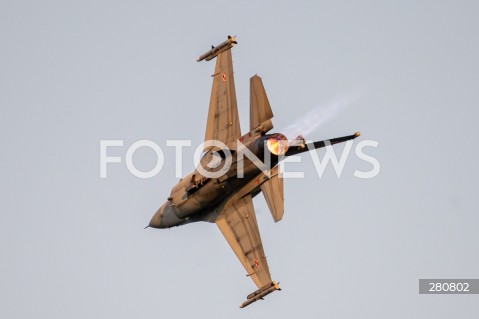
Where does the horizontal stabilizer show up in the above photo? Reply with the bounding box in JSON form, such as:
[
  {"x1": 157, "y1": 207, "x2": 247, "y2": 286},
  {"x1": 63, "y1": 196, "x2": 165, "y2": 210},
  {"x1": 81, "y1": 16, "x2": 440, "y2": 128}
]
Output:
[
  {"x1": 250, "y1": 75, "x2": 274, "y2": 134},
  {"x1": 260, "y1": 166, "x2": 284, "y2": 222}
]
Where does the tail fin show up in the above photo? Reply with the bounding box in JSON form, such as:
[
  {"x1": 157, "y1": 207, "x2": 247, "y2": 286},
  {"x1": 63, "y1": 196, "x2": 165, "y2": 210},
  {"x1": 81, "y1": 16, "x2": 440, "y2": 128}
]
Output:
[
  {"x1": 260, "y1": 166, "x2": 284, "y2": 222},
  {"x1": 250, "y1": 75, "x2": 274, "y2": 135}
]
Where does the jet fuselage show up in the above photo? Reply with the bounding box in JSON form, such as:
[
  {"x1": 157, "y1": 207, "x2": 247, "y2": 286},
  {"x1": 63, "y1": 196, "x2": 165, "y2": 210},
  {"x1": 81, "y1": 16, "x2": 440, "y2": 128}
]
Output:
[{"x1": 149, "y1": 133, "x2": 290, "y2": 228}]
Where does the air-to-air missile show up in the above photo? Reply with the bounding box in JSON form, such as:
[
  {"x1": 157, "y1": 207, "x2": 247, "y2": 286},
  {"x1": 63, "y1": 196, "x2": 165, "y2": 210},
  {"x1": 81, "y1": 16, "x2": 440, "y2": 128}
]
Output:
[
  {"x1": 196, "y1": 35, "x2": 237, "y2": 62},
  {"x1": 240, "y1": 281, "x2": 281, "y2": 308}
]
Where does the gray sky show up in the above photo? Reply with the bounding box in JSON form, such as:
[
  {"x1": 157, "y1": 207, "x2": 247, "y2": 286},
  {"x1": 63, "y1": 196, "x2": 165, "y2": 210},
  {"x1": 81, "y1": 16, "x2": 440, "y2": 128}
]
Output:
[{"x1": 1, "y1": 0, "x2": 478, "y2": 318}]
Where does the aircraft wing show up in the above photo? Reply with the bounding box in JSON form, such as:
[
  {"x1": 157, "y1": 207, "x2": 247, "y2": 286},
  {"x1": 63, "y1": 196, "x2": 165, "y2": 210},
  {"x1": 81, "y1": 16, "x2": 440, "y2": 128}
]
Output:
[
  {"x1": 204, "y1": 50, "x2": 241, "y2": 150},
  {"x1": 216, "y1": 194, "x2": 272, "y2": 288}
]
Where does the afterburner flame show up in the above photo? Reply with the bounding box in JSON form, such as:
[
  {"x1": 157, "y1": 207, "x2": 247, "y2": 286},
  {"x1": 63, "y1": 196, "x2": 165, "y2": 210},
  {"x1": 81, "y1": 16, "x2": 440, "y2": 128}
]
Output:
[{"x1": 266, "y1": 134, "x2": 289, "y2": 155}]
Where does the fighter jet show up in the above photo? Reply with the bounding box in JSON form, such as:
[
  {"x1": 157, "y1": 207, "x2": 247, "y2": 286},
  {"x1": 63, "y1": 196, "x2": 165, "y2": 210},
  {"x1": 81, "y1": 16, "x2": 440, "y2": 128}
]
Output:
[{"x1": 148, "y1": 36, "x2": 360, "y2": 308}]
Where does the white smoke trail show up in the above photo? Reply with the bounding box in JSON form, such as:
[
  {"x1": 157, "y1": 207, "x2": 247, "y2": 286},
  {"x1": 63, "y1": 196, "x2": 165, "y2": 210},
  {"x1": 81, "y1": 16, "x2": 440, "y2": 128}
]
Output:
[{"x1": 281, "y1": 91, "x2": 361, "y2": 140}]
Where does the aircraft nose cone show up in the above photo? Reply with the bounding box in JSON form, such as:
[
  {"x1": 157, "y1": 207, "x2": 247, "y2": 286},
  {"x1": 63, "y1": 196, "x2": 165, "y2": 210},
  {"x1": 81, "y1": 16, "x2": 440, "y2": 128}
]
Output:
[{"x1": 149, "y1": 206, "x2": 164, "y2": 228}]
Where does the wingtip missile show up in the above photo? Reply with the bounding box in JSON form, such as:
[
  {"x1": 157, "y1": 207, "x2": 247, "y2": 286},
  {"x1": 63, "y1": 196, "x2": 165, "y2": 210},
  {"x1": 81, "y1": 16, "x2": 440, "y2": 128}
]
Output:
[
  {"x1": 197, "y1": 35, "x2": 237, "y2": 62},
  {"x1": 239, "y1": 281, "x2": 281, "y2": 308}
]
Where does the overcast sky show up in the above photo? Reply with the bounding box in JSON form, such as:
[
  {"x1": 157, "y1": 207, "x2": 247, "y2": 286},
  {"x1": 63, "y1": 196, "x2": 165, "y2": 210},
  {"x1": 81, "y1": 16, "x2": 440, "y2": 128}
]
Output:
[{"x1": 1, "y1": 1, "x2": 478, "y2": 318}]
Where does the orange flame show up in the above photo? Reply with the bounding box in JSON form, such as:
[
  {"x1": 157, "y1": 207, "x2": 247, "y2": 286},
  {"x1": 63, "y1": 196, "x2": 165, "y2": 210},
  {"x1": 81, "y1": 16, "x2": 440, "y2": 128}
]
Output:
[{"x1": 267, "y1": 137, "x2": 289, "y2": 155}]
